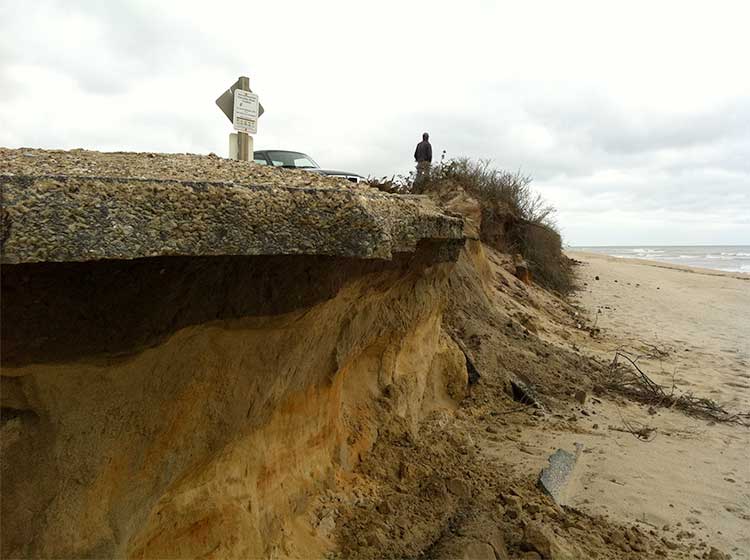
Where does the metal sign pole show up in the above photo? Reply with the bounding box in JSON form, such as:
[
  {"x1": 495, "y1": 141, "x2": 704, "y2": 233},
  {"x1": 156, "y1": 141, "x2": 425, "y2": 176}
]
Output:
[
  {"x1": 237, "y1": 76, "x2": 251, "y2": 161},
  {"x1": 216, "y1": 76, "x2": 262, "y2": 161}
]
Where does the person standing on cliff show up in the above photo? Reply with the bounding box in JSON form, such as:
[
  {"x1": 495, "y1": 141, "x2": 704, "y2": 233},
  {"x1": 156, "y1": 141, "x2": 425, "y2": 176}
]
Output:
[{"x1": 414, "y1": 132, "x2": 432, "y2": 188}]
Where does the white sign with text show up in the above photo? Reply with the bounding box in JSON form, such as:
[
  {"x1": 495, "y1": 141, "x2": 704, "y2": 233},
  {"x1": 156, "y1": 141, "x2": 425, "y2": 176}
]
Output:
[{"x1": 233, "y1": 90, "x2": 259, "y2": 134}]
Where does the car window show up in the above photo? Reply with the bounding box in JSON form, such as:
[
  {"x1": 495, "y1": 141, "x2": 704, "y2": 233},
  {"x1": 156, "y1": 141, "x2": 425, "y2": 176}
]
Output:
[
  {"x1": 253, "y1": 157, "x2": 268, "y2": 165},
  {"x1": 294, "y1": 156, "x2": 317, "y2": 167},
  {"x1": 265, "y1": 151, "x2": 319, "y2": 169}
]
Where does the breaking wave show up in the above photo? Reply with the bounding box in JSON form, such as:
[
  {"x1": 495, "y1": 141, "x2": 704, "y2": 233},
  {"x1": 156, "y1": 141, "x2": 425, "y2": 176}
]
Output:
[{"x1": 575, "y1": 245, "x2": 750, "y2": 274}]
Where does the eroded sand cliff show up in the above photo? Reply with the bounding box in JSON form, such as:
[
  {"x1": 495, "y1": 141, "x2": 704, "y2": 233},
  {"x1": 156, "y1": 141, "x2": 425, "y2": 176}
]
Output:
[
  {"x1": 3, "y1": 149, "x2": 744, "y2": 560},
  {"x1": 1, "y1": 150, "x2": 466, "y2": 558}
]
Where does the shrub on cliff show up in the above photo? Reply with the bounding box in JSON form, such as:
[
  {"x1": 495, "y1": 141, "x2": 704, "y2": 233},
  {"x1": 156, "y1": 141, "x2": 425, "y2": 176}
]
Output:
[
  {"x1": 434, "y1": 158, "x2": 554, "y2": 226},
  {"x1": 371, "y1": 158, "x2": 574, "y2": 294},
  {"x1": 436, "y1": 158, "x2": 574, "y2": 294}
]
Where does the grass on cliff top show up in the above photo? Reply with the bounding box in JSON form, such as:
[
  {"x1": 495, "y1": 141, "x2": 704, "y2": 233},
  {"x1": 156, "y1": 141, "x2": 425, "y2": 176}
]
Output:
[{"x1": 369, "y1": 157, "x2": 575, "y2": 295}]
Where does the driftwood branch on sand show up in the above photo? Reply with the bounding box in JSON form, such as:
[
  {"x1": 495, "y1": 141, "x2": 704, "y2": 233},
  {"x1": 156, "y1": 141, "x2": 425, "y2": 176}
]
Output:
[{"x1": 606, "y1": 349, "x2": 750, "y2": 427}]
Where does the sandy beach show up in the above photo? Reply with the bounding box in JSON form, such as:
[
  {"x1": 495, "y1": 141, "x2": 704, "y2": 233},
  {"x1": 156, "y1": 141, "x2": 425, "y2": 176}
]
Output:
[
  {"x1": 570, "y1": 251, "x2": 749, "y2": 410},
  {"x1": 557, "y1": 252, "x2": 750, "y2": 557}
]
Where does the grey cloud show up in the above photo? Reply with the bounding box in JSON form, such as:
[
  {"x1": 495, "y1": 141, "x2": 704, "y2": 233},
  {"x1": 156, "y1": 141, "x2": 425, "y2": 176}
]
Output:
[
  {"x1": 525, "y1": 91, "x2": 750, "y2": 157},
  {"x1": 1, "y1": 0, "x2": 242, "y2": 96},
  {"x1": 1, "y1": 2, "x2": 748, "y2": 245},
  {"x1": 309, "y1": 105, "x2": 748, "y2": 233},
  {"x1": 0, "y1": 67, "x2": 20, "y2": 103}
]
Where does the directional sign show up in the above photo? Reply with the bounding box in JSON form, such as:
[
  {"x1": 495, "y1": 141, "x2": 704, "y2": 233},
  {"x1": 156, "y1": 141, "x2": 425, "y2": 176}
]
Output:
[
  {"x1": 233, "y1": 90, "x2": 259, "y2": 134},
  {"x1": 215, "y1": 79, "x2": 264, "y2": 124}
]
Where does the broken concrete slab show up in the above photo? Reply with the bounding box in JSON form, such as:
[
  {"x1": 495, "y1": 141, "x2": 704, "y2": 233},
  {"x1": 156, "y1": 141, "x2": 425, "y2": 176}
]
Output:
[
  {"x1": 0, "y1": 149, "x2": 464, "y2": 265},
  {"x1": 1, "y1": 175, "x2": 464, "y2": 264},
  {"x1": 510, "y1": 378, "x2": 544, "y2": 409},
  {"x1": 537, "y1": 443, "x2": 583, "y2": 504}
]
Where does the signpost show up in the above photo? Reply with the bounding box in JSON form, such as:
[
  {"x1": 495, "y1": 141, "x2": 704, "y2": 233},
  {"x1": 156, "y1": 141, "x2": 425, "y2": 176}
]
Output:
[
  {"x1": 215, "y1": 76, "x2": 263, "y2": 161},
  {"x1": 233, "y1": 90, "x2": 259, "y2": 134}
]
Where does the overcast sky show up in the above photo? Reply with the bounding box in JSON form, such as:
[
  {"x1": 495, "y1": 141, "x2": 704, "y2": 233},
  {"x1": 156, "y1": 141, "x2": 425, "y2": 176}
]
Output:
[{"x1": 1, "y1": 0, "x2": 748, "y2": 246}]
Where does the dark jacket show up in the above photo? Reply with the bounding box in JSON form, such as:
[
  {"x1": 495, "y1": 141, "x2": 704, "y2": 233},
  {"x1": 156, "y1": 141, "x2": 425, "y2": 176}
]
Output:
[{"x1": 414, "y1": 140, "x2": 432, "y2": 163}]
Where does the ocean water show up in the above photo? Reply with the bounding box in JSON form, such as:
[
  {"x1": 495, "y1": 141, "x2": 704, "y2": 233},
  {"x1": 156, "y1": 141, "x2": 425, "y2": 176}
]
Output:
[{"x1": 572, "y1": 246, "x2": 750, "y2": 274}]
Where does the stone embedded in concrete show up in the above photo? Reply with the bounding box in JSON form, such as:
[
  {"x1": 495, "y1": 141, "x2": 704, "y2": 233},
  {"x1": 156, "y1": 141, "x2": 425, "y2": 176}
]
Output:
[
  {"x1": 0, "y1": 149, "x2": 464, "y2": 265},
  {"x1": 1, "y1": 174, "x2": 463, "y2": 264},
  {"x1": 537, "y1": 444, "x2": 583, "y2": 504}
]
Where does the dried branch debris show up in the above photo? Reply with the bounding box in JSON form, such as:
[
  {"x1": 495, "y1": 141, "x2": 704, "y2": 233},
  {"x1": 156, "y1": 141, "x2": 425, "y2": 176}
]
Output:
[{"x1": 606, "y1": 350, "x2": 750, "y2": 426}]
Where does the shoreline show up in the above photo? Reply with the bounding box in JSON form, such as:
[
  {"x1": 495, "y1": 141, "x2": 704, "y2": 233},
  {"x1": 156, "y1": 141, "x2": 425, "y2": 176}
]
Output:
[{"x1": 568, "y1": 250, "x2": 750, "y2": 281}]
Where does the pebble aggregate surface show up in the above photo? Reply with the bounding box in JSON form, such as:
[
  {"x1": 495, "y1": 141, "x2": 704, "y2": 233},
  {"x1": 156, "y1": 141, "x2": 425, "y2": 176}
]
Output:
[{"x1": 1, "y1": 149, "x2": 463, "y2": 264}]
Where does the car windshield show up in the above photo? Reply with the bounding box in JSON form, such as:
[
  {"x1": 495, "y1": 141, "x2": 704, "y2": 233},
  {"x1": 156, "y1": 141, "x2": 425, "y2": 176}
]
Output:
[{"x1": 265, "y1": 151, "x2": 319, "y2": 169}]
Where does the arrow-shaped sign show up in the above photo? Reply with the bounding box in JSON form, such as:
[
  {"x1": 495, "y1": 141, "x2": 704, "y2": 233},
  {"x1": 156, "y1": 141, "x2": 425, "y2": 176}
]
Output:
[{"x1": 215, "y1": 78, "x2": 264, "y2": 124}]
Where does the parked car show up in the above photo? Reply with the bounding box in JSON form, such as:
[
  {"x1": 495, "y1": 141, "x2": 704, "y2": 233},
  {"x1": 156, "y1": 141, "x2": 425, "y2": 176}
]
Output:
[{"x1": 253, "y1": 150, "x2": 365, "y2": 184}]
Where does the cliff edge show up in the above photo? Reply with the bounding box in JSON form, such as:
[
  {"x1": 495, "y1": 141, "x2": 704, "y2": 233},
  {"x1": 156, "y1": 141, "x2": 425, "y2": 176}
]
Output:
[{"x1": 0, "y1": 149, "x2": 467, "y2": 558}]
